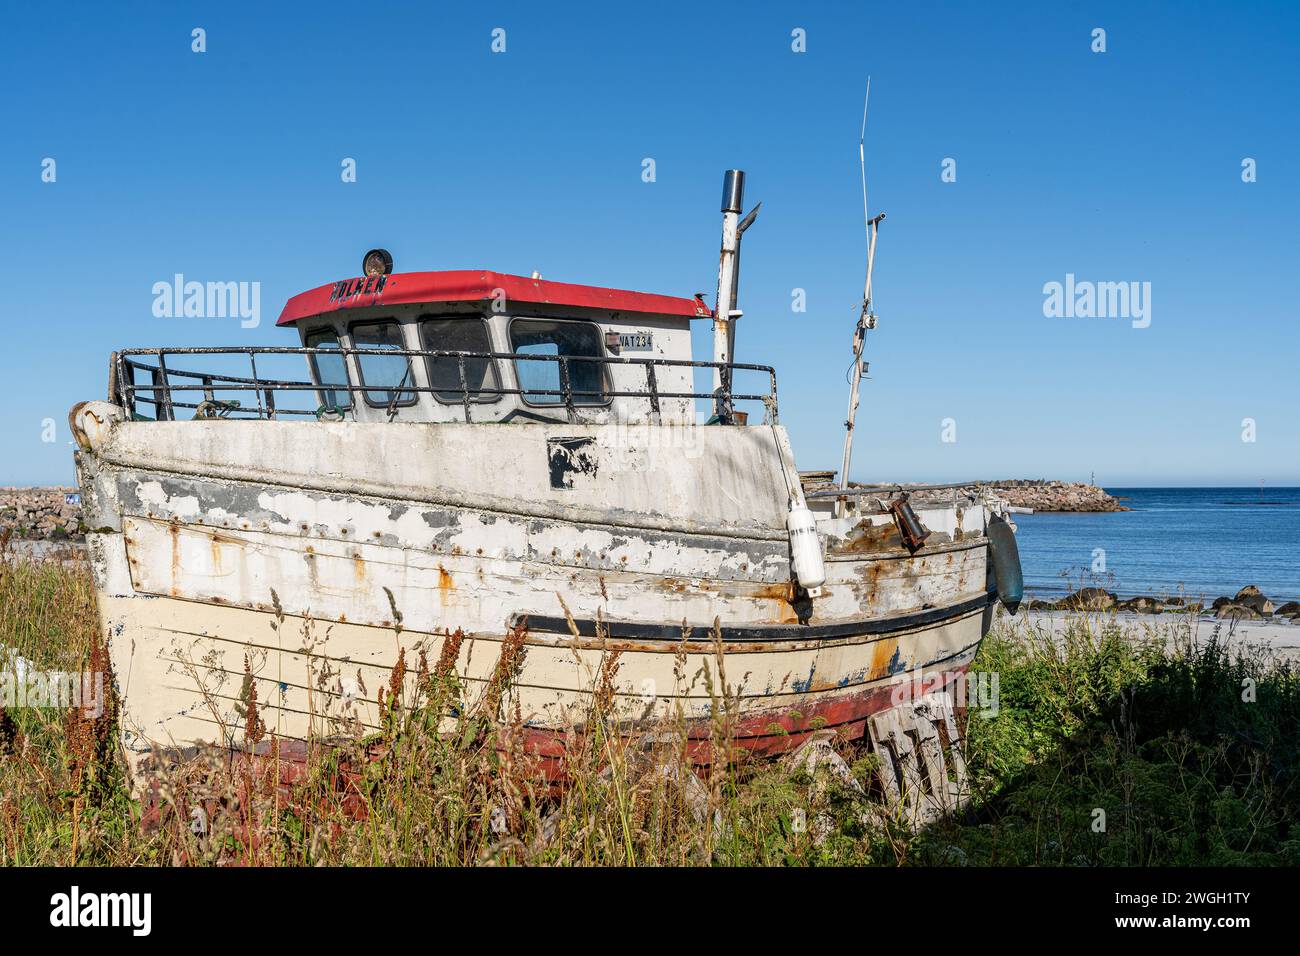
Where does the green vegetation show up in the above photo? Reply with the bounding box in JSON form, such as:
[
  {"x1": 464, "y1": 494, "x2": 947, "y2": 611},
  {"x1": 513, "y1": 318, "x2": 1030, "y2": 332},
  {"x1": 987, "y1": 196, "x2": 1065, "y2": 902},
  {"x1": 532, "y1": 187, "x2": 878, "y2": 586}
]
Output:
[{"x1": 1, "y1": 555, "x2": 1296, "y2": 866}]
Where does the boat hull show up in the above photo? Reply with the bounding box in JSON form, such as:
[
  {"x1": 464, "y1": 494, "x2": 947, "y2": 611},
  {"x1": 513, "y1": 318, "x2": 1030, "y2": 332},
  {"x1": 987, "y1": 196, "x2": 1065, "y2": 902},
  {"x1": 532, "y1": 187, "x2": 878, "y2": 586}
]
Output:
[
  {"x1": 92, "y1": 586, "x2": 988, "y2": 778},
  {"x1": 72, "y1": 414, "x2": 997, "y2": 784}
]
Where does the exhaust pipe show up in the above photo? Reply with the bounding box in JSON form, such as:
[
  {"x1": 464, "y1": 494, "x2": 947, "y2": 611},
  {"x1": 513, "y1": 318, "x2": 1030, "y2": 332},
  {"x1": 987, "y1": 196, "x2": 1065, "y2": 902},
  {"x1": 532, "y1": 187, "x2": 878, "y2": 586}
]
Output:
[
  {"x1": 721, "y1": 169, "x2": 745, "y2": 214},
  {"x1": 711, "y1": 170, "x2": 744, "y2": 419}
]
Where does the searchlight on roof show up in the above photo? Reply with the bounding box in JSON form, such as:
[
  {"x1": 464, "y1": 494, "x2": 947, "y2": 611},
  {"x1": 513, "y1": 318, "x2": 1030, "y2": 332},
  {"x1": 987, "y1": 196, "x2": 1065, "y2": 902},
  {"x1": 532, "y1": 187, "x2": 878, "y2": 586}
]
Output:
[{"x1": 362, "y1": 248, "x2": 394, "y2": 277}]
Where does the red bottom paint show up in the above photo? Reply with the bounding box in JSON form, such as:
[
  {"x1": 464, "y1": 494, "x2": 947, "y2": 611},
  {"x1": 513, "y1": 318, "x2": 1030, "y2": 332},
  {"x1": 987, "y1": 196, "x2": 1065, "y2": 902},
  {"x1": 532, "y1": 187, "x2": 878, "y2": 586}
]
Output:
[{"x1": 139, "y1": 666, "x2": 970, "y2": 830}]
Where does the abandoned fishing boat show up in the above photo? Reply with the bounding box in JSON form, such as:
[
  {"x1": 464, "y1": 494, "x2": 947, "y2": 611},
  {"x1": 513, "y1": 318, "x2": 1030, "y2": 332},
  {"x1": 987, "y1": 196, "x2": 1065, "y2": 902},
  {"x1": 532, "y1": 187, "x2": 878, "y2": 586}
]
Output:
[{"x1": 71, "y1": 170, "x2": 1022, "y2": 819}]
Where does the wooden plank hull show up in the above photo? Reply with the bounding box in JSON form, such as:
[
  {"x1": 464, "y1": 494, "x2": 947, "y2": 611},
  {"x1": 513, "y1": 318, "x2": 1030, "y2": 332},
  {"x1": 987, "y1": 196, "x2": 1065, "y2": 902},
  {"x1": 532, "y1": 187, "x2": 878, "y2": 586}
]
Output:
[
  {"x1": 72, "y1": 416, "x2": 997, "y2": 783},
  {"x1": 93, "y1": 589, "x2": 986, "y2": 776}
]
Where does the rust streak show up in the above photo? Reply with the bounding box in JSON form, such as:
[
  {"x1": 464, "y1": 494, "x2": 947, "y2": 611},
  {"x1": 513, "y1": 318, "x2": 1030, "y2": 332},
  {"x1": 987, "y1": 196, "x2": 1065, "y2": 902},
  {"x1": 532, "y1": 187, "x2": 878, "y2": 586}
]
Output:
[
  {"x1": 168, "y1": 521, "x2": 180, "y2": 596},
  {"x1": 751, "y1": 581, "x2": 800, "y2": 624},
  {"x1": 869, "y1": 636, "x2": 900, "y2": 681},
  {"x1": 437, "y1": 564, "x2": 454, "y2": 608},
  {"x1": 831, "y1": 518, "x2": 903, "y2": 555}
]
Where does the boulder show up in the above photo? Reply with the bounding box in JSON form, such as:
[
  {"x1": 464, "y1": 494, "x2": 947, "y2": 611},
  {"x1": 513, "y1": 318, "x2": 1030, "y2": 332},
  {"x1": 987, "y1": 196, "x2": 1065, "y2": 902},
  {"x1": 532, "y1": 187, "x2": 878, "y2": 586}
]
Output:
[
  {"x1": 1274, "y1": 601, "x2": 1300, "y2": 618},
  {"x1": 1118, "y1": 596, "x2": 1160, "y2": 614},
  {"x1": 1215, "y1": 603, "x2": 1263, "y2": 621},
  {"x1": 1060, "y1": 587, "x2": 1116, "y2": 611},
  {"x1": 1232, "y1": 585, "x2": 1274, "y2": 615}
]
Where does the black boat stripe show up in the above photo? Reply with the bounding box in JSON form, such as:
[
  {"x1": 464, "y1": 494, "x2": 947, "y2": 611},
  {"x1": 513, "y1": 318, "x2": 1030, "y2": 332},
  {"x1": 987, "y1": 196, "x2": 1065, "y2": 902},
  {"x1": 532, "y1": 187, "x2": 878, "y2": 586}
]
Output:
[{"x1": 516, "y1": 590, "x2": 996, "y2": 643}]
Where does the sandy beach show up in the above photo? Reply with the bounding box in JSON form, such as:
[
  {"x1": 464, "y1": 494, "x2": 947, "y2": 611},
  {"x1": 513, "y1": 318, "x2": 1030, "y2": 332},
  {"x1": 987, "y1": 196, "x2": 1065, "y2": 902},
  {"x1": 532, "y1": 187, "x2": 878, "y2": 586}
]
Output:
[{"x1": 1014, "y1": 608, "x2": 1300, "y2": 663}]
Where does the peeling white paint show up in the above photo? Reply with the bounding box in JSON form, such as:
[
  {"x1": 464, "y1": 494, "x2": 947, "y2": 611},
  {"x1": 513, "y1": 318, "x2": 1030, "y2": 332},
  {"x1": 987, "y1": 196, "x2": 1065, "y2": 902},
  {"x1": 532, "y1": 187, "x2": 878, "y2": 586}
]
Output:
[{"x1": 77, "y1": 417, "x2": 1000, "y2": 780}]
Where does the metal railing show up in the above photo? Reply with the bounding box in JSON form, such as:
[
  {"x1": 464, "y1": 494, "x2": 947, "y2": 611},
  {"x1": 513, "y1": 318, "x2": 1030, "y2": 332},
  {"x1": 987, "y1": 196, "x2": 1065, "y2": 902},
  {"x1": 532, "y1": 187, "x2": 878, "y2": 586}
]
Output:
[{"x1": 111, "y1": 348, "x2": 779, "y2": 425}]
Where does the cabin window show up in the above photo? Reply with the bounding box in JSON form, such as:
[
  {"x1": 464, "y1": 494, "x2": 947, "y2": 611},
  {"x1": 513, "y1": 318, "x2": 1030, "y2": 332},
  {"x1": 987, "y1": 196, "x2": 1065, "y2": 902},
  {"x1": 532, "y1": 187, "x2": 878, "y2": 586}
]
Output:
[
  {"x1": 305, "y1": 327, "x2": 353, "y2": 411},
  {"x1": 419, "y1": 316, "x2": 501, "y2": 403},
  {"x1": 508, "y1": 319, "x2": 609, "y2": 406},
  {"x1": 349, "y1": 320, "x2": 417, "y2": 408}
]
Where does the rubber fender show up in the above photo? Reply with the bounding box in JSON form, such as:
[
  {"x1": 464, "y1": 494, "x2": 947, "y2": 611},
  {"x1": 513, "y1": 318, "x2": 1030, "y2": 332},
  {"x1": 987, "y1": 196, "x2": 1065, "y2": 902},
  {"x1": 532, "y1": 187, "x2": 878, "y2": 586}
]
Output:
[{"x1": 987, "y1": 514, "x2": 1024, "y2": 614}]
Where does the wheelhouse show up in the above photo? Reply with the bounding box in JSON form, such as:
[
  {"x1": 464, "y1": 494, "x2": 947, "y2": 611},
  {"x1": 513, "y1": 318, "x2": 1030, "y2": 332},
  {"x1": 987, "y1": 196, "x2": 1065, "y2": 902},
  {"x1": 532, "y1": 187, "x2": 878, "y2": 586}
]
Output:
[
  {"x1": 109, "y1": 269, "x2": 779, "y2": 426},
  {"x1": 280, "y1": 270, "x2": 707, "y2": 424}
]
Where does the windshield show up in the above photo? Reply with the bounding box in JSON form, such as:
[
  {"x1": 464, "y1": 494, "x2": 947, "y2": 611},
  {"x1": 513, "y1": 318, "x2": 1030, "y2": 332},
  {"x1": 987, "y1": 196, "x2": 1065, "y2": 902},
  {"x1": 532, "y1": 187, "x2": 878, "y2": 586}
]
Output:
[
  {"x1": 419, "y1": 316, "x2": 501, "y2": 403},
  {"x1": 350, "y1": 320, "x2": 416, "y2": 408},
  {"x1": 509, "y1": 318, "x2": 608, "y2": 406},
  {"x1": 305, "y1": 328, "x2": 352, "y2": 411}
]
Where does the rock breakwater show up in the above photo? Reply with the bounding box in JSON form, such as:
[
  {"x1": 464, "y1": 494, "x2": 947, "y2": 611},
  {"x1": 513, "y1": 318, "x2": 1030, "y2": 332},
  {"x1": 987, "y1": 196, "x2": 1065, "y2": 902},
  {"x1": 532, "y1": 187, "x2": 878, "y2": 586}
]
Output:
[
  {"x1": 0, "y1": 487, "x2": 82, "y2": 540},
  {"x1": 989, "y1": 480, "x2": 1125, "y2": 513}
]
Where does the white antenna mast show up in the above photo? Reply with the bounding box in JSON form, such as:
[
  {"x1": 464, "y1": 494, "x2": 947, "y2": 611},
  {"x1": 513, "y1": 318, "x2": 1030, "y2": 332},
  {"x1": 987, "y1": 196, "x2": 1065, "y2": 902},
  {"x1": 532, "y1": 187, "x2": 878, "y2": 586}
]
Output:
[
  {"x1": 836, "y1": 79, "x2": 884, "y2": 518},
  {"x1": 859, "y1": 77, "x2": 871, "y2": 249}
]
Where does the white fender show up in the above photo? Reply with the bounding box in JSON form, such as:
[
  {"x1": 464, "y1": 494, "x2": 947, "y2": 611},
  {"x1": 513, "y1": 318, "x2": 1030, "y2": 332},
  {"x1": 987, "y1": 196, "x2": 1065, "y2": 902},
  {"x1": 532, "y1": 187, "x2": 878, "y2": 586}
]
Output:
[{"x1": 786, "y1": 502, "x2": 826, "y2": 590}]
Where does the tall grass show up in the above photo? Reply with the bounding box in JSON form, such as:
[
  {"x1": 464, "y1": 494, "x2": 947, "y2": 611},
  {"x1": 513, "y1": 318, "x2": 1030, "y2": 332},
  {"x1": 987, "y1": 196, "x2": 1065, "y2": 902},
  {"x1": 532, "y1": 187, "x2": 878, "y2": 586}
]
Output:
[{"x1": 1, "y1": 553, "x2": 1296, "y2": 866}]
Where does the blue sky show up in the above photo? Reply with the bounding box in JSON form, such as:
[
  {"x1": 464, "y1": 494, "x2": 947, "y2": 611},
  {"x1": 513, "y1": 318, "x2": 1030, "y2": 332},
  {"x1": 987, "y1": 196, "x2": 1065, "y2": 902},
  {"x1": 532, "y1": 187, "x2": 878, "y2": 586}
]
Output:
[{"x1": 2, "y1": 1, "x2": 1296, "y2": 486}]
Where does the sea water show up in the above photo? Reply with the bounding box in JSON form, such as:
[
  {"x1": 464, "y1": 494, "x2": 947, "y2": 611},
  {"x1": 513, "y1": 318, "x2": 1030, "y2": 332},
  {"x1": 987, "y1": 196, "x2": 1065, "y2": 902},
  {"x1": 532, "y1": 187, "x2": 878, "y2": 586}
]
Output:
[{"x1": 1013, "y1": 487, "x2": 1300, "y2": 604}]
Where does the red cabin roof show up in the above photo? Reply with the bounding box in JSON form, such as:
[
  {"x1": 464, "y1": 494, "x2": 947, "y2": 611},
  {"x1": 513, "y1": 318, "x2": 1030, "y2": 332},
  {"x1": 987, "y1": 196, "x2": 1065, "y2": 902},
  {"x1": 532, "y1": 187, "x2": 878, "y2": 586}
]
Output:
[{"x1": 276, "y1": 270, "x2": 711, "y2": 327}]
